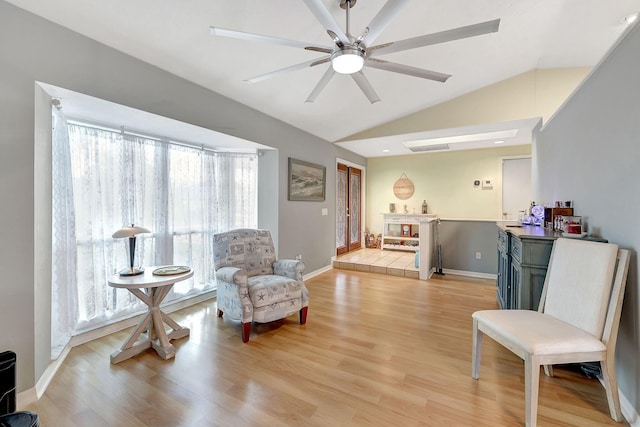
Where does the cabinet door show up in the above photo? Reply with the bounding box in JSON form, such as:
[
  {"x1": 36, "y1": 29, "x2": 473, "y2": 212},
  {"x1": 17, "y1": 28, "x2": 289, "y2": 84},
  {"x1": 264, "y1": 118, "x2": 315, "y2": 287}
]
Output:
[
  {"x1": 510, "y1": 260, "x2": 522, "y2": 309},
  {"x1": 523, "y1": 266, "x2": 548, "y2": 310},
  {"x1": 497, "y1": 248, "x2": 510, "y2": 309}
]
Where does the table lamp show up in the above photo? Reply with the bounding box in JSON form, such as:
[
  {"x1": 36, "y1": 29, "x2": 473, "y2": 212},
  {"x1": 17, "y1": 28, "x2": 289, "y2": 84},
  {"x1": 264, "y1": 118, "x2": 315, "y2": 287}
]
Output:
[{"x1": 112, "y1": 225, "x2": 151, "y2": 276}]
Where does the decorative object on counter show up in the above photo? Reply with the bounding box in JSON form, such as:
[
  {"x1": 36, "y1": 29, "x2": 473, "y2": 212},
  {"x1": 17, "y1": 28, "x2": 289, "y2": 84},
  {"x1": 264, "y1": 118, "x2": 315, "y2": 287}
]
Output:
[
  {"x1": 544, "y1": 206, "x2": 573, "y2": 229},
  {"x1": 389, "y1": 203, "x2": 396, "y2": 213},
  {"x1": 422, "y1": 200, "x2": 428, "y2": 214},
  {"x1": 393, "y1": 173, "x2": 414, "y2": 200},
  {"x1": 531, "y1": 205, "x2": 544, "y2": 225},
  {"x1": 403, "y1": 204, "x2": 409, "y2": 214},
  {"x1": 562, "y1": 216, "x2": 583, "y2": 234},
  {"x1": 112, "y1": 224, "x2": 151, "y2": 276}
]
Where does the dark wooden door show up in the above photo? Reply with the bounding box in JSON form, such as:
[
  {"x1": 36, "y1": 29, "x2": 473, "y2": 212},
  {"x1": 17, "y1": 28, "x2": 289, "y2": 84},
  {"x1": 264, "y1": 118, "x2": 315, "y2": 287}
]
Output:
[{"x1": 336, "y1": 164, "x2": 362, "y2": 255}]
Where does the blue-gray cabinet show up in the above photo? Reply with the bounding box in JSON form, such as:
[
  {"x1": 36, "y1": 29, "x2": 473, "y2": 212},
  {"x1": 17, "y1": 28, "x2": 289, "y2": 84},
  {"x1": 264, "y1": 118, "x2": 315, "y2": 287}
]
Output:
[{"x1": 496, "y1": 224, "x2": 558, "y2": 310}]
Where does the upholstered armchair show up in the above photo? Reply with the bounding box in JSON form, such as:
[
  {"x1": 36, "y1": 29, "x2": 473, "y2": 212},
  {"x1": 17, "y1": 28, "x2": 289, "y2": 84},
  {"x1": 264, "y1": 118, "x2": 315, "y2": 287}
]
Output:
[{"x1": 213, "y1": 229, "x2": 309, "y2": 342}]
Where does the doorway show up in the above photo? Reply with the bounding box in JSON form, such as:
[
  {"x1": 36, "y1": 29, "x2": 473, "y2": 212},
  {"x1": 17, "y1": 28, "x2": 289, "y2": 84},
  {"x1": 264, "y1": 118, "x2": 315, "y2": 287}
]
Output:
[
  {"x1": 336, "y1": 163, "x2": 362, "y2": 255},
  {"x1": 501, "y1": 156, "x2": 532, "y2": 220}
]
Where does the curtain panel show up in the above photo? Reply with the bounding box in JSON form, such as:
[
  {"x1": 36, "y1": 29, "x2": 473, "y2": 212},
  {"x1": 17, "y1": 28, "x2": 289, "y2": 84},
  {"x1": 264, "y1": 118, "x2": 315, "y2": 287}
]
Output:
[{"x1": 51, "y1": 119, "x2": 258, "y2": 355}]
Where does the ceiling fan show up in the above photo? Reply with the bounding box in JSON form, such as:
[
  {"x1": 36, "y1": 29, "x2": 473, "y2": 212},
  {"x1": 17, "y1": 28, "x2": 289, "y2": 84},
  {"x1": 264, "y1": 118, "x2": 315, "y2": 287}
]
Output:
[{"x1": 210, "y1": 0, "x2": 500, "y2": 103}]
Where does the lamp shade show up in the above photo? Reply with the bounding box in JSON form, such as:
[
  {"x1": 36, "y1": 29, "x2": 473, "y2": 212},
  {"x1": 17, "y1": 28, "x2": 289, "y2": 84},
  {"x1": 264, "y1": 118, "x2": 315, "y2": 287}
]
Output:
[
  {"x1": 113, "y1": 225, "x2": 151, "y2": 276},
  {"x1": 112, "y1": 225, "x2": 151, "y2": 239}
]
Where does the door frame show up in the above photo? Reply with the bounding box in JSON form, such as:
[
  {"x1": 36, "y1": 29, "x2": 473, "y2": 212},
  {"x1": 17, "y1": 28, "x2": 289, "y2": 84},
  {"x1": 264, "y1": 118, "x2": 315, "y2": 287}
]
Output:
[
  {"x1": 336, "y1": 158, "x2": 366, "y2": 254},
  {"x1": 498, "y1": 154, "x2": 532, "y2": 220}
]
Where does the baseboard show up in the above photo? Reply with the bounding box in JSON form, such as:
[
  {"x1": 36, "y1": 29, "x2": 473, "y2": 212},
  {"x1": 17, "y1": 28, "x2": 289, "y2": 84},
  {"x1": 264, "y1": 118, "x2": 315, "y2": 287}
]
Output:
[
  {"x1": 441, "y1": 268, "x2": 497, "y2": 281},
  {"x1": 305, "y1": 264, "x2": 333, "y2": 280},
  {"x1": 619, "y1": 388, "x2": 639, "y2": 426},
  {"x1": 18, "y1": 290, "x2": 217, "y2": 408}
]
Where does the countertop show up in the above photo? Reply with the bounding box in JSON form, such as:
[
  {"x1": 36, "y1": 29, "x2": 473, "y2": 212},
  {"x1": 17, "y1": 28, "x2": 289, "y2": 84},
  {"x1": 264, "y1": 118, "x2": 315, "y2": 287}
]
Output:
[
  {"x1": 497, "y1": 222, "x2": 563, "y2": 240},
  {"x1": 497, "y1": 222, "x2": 607, "y2": 242}
]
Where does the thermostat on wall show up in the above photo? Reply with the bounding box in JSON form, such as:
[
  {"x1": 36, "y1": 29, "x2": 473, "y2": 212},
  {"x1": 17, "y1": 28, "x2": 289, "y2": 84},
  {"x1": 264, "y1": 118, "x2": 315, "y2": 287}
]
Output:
[
  {"x1": 482, "y1": 179, "x2": 493, "y2": 189},
  {"x1": 473, "y1": 180, "x2": 481, "y2": 187}
]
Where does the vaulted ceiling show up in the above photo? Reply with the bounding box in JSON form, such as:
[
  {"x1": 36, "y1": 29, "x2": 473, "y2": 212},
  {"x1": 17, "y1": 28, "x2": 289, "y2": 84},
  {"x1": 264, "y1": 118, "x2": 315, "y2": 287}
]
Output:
[{"x1": 8, "y1": 0, "x2": 640, "y2": 155}]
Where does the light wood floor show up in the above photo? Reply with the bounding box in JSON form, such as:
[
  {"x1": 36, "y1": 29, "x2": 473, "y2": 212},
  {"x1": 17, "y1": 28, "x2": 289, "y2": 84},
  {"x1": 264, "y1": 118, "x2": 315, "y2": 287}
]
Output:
[{"x1": 25, "y1": 270, "x2": 627, "y2": 426}]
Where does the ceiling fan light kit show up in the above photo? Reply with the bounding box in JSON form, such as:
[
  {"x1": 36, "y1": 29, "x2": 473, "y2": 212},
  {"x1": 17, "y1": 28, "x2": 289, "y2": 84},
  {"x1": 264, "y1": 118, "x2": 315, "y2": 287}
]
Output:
[
  {"x1": 210, "y1": 0, "x2": 500, "y2": 103},
  {"x1": 331, "y1": 47, "x2": 365, "y2": 74}
]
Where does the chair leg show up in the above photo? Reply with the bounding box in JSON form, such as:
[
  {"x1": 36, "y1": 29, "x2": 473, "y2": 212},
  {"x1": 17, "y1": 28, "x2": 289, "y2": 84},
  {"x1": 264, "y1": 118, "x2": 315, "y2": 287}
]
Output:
[
  {"x1": 300, "y1": 306, "x2": 308, "y2": 325},
  {"x1": 242, "y1": 322, "x2": 251, "y2": 343},
  {"x1": 472, "y1": 319, "x2": 482, "y2": 379},
  {"x1": 525, "y1": 356, "x2": 540, "y2": 427},
  {"x1": 600, "y1": 358, "x2": 623, "y2": 422},
  {"x1": 216, "y1": 308, "x2": 223, "y2": 317}
]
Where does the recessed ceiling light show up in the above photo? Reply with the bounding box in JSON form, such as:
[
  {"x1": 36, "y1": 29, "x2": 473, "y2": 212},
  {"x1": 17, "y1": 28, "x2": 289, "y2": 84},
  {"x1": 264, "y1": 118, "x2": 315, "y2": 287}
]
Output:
[
  {"x1": 382, "y1": 149, "x2": 391, "y2": 152},
  {"x1": 624, "y1": 13, "x2": 638, "y2": 24},
  {"x1": 494, "y1": 140, "x2": 505, "y2": 144}
]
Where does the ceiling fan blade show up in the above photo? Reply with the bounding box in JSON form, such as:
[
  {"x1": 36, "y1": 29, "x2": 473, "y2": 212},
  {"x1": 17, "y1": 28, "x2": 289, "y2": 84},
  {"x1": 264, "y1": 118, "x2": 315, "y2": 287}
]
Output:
[
  {"x1": 366, "y1": 58, "x2": 451, "y2": 82},
  {"x1": 305, "y1": 46, "x2": 334, "y2": 54},
  {"x1": 210, "y1": 26, "x2": 331, "y2": 51},
  {"x1": 369, "y1": 19, "x2": 501, "y2": 57},
  {"x1": 245, "y1": 56, "x2": 331, "y2": 84},
  {"x1": 350, "y1": 72, "x2": 381, "y2": 104},
  {"x1": 310, "y1": 57, "x2": 332, "y2": 67},
  {"x1": 302, "y1": 0, "x2": 350, "y2": 46},
  {"x1": 359, "y1": 0, "x2": 410, "y2": 47},
  {"x1": 305, "y1": 67, "x2": 336, "y2": 103}
]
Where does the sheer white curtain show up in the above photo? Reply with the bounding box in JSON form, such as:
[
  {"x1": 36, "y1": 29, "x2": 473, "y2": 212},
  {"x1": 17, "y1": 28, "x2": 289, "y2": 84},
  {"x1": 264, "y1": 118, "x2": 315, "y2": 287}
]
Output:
[
  {"x1": 51, "y1": 120, "x2": 258, "y2": 350},
  {"x1": 51, "y1": 107, "x2": 78, "y2": 358}
]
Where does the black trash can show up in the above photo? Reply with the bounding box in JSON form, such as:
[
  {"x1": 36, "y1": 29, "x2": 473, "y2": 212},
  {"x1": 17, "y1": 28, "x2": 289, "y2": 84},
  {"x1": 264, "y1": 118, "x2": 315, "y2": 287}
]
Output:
[
  {"x1": 0, "y1": 352, "x2": 39, "y2": 427},
  {"x1": 0, "y1": 411, "x2": 40, "y2": 427}
]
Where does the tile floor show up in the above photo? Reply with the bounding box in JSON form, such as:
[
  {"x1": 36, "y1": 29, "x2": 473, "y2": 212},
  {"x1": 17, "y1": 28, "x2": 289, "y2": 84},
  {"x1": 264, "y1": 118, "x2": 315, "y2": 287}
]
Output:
[{"x1": 333, "y1": 248, "x2": 419, "y2": 279}]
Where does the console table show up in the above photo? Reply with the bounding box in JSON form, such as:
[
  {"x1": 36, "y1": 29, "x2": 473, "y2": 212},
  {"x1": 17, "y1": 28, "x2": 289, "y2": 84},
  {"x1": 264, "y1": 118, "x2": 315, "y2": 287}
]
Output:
[{"x1": 108, "y1": 267, "x2": 193, "y2": 364}]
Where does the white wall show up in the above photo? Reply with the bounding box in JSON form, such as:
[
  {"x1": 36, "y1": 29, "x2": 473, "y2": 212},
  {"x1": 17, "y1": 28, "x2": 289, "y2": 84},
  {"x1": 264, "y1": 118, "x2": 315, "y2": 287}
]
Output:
[
  {"x1": 535, "y1": 21, "x2": 640, "y2": 416},
  {"x1": 0, "y1": 1, "x2": 365, "y2": 393}
]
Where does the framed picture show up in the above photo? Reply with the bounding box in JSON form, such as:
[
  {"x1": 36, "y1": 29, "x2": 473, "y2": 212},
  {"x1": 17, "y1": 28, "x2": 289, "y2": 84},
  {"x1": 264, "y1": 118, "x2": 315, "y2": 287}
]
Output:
[{"x1": 288, "y1": 157, "x2": 326, "y2": 201}]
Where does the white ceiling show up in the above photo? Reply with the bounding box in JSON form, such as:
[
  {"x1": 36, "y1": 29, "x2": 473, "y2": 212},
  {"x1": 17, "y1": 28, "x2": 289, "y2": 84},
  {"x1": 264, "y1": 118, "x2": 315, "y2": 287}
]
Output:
[{"x1": 9, "y1": 0, "x2": 640, "y2": 156}]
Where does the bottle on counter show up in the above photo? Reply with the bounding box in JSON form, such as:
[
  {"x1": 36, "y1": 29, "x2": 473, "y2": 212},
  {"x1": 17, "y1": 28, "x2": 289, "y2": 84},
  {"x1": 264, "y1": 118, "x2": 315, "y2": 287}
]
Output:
[{"x1": 422, "y1": 200, "x2": 428, "y2": 214}]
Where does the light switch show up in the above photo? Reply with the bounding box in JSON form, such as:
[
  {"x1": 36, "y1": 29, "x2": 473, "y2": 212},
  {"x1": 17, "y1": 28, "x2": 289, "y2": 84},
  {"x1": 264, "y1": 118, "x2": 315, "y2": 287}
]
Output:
[{"x1": 321, "y1": 208, "x2": 328, "y2": 216}]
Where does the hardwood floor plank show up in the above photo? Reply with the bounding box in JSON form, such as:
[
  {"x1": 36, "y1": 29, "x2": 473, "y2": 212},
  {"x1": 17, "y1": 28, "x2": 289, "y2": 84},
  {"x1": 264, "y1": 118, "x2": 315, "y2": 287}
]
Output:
[{"x1": 24, "y1": 269, "x2": 628, "y2": 426}]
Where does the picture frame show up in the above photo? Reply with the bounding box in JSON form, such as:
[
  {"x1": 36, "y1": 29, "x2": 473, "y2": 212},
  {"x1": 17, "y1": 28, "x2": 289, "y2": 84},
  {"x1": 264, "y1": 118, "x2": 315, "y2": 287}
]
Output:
[{"x1": 288, "y1": 157, "x2": 326, "y2": 201}]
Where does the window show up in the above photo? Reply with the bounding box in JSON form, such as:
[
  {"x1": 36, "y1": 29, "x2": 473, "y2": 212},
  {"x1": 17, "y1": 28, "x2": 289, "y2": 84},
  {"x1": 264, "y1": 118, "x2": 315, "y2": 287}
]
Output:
[{"x1": 52, "y1": 115, "x2": 257, "y2": 354}]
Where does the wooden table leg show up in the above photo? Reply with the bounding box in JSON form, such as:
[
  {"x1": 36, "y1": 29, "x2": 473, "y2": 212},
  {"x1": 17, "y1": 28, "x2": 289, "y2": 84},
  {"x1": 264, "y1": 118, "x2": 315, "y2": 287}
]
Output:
[{"x1": 110, "y1": 282, "x2": 190, "y2": 363}]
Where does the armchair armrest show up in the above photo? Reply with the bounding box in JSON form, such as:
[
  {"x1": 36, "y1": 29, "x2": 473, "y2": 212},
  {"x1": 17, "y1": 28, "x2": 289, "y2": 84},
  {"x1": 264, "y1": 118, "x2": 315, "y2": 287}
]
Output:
[
  {"x1": 273, "y1": 259, "x2": 305, "y2": 281},
  {"x1": 215, "y1": 266, "x2": 247, "y2": 286}
]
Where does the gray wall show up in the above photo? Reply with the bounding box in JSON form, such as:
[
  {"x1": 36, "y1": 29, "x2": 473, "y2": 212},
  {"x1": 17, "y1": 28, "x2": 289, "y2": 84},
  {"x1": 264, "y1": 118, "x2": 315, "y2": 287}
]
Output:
[
  {"x1": 0, "y1": 1, "x2": 365, "y2": 392},
  {"x1": 534, "y1": 22, "x2": 640, "y2": 415},
  {"x1": 438, "y1": 220, "x2": 498, "y2": 275}
]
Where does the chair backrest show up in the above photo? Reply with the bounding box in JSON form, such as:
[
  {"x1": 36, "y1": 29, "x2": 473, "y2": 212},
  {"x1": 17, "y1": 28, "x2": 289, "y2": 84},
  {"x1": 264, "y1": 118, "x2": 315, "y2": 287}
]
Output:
[
  {"x1": 540, "y1": 238, "x2": 619, "y2": 339},
  {"x1": 213, "y1": 229, "x2": 276, "y2": 277}
]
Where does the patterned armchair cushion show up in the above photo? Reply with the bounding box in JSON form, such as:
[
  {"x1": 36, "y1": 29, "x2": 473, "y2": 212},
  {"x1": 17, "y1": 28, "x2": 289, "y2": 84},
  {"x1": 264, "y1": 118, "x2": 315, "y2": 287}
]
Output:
[
  {"x1": 247, "y1": 275, "x2": 305, "y2": 309},
  {"x1": 213, "y1": 229, "x2": 276, "y2": 277}
]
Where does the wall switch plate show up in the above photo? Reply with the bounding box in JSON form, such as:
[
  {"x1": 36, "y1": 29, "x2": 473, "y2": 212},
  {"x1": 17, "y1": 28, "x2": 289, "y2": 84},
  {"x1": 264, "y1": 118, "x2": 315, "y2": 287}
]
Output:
[
  {"x1": 321, "y1": 208, "x2": 328, "y2": 216},
  {"x1": 482, "y1": 179, "x2": 493, "y2": 189},
  {"x1": 475, "y1": 252, "x2": 482, "y2": 260}
]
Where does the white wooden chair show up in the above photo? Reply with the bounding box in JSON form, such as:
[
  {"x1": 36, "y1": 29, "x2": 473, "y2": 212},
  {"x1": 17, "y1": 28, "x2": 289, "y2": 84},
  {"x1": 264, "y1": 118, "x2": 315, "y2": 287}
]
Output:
[{"x1": 472, "y1": 238, "x2": 630, "y2": 426}]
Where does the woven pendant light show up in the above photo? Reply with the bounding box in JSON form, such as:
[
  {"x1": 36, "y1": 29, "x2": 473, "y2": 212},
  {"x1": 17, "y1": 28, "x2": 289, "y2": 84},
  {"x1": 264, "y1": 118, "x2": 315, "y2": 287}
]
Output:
[{"x1": 393, "y1": 173, "x2": 414, "y2": 200}]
